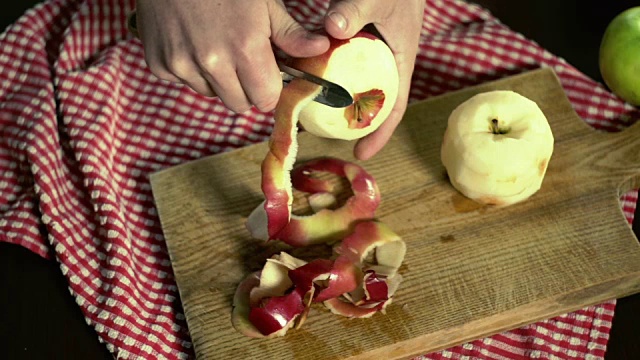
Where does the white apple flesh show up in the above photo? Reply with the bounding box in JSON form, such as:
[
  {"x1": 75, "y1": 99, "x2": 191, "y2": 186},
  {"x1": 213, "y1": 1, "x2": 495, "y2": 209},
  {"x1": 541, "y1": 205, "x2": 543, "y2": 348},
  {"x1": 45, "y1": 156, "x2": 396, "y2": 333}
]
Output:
[
  {"x1": 441, "y1": 90, "x2": 554, "y2": 206},
  {"x1": 291, "y1": 33, "x2": 399, "y2": 140}
]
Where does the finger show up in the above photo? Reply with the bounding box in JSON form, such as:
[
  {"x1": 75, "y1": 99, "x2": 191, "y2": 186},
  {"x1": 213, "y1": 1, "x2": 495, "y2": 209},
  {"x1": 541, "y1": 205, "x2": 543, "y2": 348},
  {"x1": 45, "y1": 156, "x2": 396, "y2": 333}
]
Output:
[
  {"x1": 268, "y1": 1, "x2": 330, "y2": 58},
  {"x1": 235, "y1": 42, "x2": 283, "y2": 112},
  {"x1": 353, "y1": 106, "x2": 403, "y2": 161},
  {"x1": 197, "y1": 59, "x2": 253, "y2": 113},
  {"x1": 134, "y1": 7, "x2": 184, "y2": 84},
  {"x1": 324, "y1": 0, "x2": 385, "y2": 39},
  {"x1": 178, "y1": 71, "x2": 218, "y2": 98},
  {"x1": 354, "y1": 51, "x2": 414, "y2": 160},
  {"x1": 143, "y1": 51, "x2": 184, "y2": 84},
  {"x1": 202, "y1": 71, "x2": 252, "y2": 113}
]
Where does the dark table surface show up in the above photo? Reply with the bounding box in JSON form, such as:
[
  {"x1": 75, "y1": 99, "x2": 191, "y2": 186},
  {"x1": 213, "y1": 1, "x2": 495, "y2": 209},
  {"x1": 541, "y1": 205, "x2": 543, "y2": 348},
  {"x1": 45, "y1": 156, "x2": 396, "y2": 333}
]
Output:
[{"x1": 1, "y1": 1, "x2": 639, "y2": 359}]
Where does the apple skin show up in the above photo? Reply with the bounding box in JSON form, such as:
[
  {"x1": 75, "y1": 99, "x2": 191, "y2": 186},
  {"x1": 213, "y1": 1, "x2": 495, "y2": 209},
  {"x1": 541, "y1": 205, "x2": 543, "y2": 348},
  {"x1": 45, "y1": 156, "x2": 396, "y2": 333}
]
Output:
[
  {"x1": 256, "y1": 33, "x2": 398, "y2": 240},
  {"x1": 599, "y1": 6, "x2": 640, "y2": 106},
  {"x1": 289, "y1": 32, "x2": 399, "y2": 140},
  {"x1": 441, "y1": 90, "x2": 554, "y2": 206}
]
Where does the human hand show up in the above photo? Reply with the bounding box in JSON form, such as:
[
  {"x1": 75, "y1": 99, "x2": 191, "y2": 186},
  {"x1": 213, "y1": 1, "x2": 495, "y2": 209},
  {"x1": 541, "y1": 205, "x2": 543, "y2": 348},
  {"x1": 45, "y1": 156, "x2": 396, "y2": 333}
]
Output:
[
  {"x1": 134, "y1": 0, "x2": 330, "y2": 113},
  {"x1": 324, "y1": 0, "x2": 425, "y2": 160}
]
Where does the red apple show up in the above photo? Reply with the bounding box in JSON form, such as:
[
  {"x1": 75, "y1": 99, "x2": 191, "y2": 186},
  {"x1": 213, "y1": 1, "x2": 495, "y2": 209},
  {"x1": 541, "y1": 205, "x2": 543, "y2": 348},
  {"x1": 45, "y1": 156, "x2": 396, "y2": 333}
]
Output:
[
  {"x1": 257, "y1": 32, "x2": 398, "y2": 240},
  {"x1": 290, "y1": 33, "x2": 399, "y2": 140}
]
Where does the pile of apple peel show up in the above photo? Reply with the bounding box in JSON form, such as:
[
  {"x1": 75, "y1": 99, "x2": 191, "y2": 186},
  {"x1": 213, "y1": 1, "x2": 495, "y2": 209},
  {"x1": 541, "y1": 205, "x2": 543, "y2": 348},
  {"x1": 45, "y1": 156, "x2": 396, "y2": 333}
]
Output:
[
  {"x1": 232, "y1": 221, "x2": 406, "y2": 338},
  {"x1": 441, "y1": 90, "x2": 555, "y2": 206}
]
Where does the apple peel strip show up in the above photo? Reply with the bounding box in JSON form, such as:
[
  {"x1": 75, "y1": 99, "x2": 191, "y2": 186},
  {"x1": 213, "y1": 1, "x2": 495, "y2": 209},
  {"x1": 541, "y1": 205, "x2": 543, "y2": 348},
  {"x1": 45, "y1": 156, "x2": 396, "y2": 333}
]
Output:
[
  {"x1": 247, "y1": 157, "x2": 381, "y2": 247},
  {"x1": 258, "y1": 79, "x2": 323, "y2": 239},
  {"x1": 232, "y1": 221, "x2": 406, "y2": 337}
]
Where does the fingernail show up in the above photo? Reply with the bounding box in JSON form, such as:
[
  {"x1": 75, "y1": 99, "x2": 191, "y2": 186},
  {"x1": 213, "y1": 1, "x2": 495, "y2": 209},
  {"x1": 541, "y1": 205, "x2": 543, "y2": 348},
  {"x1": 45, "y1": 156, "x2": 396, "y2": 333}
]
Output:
[{"x1": 328, "y1": 11, "x2": 347, "y2": 31}]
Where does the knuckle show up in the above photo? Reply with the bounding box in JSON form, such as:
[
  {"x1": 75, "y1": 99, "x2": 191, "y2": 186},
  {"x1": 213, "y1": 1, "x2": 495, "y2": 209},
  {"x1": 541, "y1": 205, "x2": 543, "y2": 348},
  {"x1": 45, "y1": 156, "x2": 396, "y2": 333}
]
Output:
[
  {"x1": 195, "y1": 51, "x2": 221, "y2": 74},
  {"x1": 253, "y1": 92, "x2": 280, "y2": 112},
  {"x1": 164, "y1": 54, "x2": 193, "y2": 79},
  {"x1": 227, "y1": 101, "x2": 252, "y2": 114},
  {"x1": 234, "y1": 38, "x2": 263, "y2": 62},
  {"x1": 340, "y1": 1, "x2": 365, "y2": 21},
  {"x1": 144, "y1": 54, "x2": 174, "y2": 81}
]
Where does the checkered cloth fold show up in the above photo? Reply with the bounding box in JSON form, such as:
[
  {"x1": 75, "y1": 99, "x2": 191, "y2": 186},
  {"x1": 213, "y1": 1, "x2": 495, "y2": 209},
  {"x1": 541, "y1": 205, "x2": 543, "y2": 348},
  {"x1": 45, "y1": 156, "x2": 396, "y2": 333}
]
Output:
[{"x1": 0, "y1": 0, "x2": 637, "y2": 359}]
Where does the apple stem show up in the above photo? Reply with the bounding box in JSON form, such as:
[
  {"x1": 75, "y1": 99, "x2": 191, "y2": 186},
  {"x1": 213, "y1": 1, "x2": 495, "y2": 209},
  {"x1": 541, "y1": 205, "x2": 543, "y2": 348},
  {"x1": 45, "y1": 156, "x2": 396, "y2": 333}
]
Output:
[{"x1": 490, "y1": 119, "x2": 509, "y2": 135}]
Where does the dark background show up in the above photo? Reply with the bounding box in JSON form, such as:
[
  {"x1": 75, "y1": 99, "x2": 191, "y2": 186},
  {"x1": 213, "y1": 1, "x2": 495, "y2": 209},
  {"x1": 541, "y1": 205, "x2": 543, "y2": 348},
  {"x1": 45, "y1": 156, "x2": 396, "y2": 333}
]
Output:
[{"x1": 1, "y1": 1, "x2": 639, "y2": 359}]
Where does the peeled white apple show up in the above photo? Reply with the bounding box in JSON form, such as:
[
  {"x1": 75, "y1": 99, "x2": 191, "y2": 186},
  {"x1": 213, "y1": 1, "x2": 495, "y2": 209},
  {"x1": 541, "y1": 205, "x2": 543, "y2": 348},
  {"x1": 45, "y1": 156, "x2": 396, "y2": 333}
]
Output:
[
  {"x1": 441, "y1": 90, "x2": 554, "y2": 206},
  {"x1": 289, "y1": 32, "x2": 399, "y2": 140}
]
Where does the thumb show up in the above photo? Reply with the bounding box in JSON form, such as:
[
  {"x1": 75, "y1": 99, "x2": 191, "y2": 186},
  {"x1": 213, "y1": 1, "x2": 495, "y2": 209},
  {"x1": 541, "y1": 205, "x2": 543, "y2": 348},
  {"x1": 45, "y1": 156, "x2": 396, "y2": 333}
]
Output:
[
  {"x1": 324, "y1": 0, "x2": 378, "y2": 39},
  {"x1": 269, "y1": 2, "x2": 330, "y2": 58}
]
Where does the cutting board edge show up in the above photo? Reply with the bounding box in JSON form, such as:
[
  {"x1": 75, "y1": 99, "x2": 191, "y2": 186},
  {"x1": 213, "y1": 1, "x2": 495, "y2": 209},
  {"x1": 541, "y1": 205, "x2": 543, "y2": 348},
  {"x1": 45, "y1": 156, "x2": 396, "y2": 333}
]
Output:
[{"x1": 343, "y1": 271, "x2": 640, "y2": 360}]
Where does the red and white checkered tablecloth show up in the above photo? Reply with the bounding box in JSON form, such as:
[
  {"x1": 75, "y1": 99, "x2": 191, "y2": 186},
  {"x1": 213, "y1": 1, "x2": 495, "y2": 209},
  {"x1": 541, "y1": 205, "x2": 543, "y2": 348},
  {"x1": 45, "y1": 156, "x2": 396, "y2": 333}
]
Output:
[{"x1": 1, "y1": 0, "x2": 638, "y2": 359}]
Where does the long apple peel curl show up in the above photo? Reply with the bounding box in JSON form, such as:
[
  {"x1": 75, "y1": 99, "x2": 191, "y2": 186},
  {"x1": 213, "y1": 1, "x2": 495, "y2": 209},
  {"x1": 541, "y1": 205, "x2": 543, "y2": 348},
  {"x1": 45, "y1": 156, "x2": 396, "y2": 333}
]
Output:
[
  {"x1": 260, "y1": 80, "x2": 323, "y2": 238},
  {"x1": 249, "y1": 157, "x2": 381, "y2": 246}
]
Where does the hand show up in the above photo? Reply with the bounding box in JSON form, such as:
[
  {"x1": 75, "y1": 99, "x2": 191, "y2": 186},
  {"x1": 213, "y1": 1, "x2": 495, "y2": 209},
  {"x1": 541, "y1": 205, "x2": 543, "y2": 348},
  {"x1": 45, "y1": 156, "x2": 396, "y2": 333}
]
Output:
[
  {"x1": 324, "y1": 0, "x2": 425, "y2": 160},
  {"x1": 135, "y1": 0, "x2": 330, "y2": 113}
]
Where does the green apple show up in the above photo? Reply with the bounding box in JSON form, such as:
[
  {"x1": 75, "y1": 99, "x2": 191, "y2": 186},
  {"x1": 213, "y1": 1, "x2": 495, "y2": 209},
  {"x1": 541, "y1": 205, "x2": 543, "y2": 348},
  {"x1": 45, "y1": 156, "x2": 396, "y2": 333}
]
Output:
[{"x1": 599, "y1": 6, "x2": 640, "y2": 106}]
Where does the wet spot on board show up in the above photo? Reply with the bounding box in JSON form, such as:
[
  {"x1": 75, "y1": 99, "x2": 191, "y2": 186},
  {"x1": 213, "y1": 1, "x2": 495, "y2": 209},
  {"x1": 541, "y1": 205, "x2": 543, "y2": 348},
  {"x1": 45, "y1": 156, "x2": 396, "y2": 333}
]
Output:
[
  {"x1": 451, "y1": 193, "x2": 487, "y2": 213},
  {"x1": 440, "y1": 234, "x2": 456, "y2": 243}
]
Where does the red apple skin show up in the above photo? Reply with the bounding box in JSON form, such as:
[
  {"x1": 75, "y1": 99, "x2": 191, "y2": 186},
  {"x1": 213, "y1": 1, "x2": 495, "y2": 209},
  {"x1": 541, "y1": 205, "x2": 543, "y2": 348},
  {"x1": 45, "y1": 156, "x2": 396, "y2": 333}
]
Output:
[
  {"x1": 248, "y1": 288, "x2": 305, "y2": 336},
  {"x1": 271, "y1": 158, "x2": 381, "y2": 246},
  {"x1": 336, "y1": 221, "x2": 394, "y2": 263},
  {"x1": 363, "y1": 271, "x2": 389, "y2": 302},
  {"x1": 261, "y1": 80, "x2": 321, "y2": 238},
  {"x1": 599, "y1": 6, "x2": 640, "y2": 105},
  {"x1": 232, "y1": 271, "x2": 265, "y2": 338},
  {"x1": 323, "y1": 297, "x2": 385, "y2": 318},
  {"x1": 287, "y1": 258, "x2": 334, "y2": 292},
  {"x1": 314, "y1": 256, "x2": 361, "y2": 303},
  {"x1": 256, "y1": 31, "x2": 397, "y2": 240},
  {"x1": 291, "y1": 157, "x2": 346, "y2": 194}
]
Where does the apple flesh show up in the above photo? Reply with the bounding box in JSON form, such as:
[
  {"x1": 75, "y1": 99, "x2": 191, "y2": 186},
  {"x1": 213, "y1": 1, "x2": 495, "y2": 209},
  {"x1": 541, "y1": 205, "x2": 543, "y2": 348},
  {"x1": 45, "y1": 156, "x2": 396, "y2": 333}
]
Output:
[
  {"x1": 258, "y1": 32, "x2": 398, "y2": 240},
  {"x1": 441, "y1": 90, "x2": 554, "y2": 206},
  {"x1": 599, "y1": 6, "x2": 640, "y2": 106},
  {"x1": 290, "y1": 33, "x2": 399, "y2": 140}
]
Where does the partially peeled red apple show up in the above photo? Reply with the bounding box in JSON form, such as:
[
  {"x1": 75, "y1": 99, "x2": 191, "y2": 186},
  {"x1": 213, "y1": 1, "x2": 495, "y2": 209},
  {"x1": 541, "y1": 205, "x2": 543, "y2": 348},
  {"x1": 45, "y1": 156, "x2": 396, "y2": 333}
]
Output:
[
  {"x1": 258, "y1": 32, "x2": 398, "y2": 240},
  {"x1": 291, "y1": 32, "x2": 399, "y2": 140},
  {"x1": 441, "y1": 90, "x2": 554, "y2": 206}
]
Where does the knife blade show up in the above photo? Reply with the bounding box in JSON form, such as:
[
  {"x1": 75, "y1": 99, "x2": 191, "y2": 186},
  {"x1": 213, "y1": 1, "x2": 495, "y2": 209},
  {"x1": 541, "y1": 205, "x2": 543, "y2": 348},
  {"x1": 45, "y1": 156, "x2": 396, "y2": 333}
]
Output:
[{"x1": 278, "y1": 63, "x2": 353, "y2": 108}]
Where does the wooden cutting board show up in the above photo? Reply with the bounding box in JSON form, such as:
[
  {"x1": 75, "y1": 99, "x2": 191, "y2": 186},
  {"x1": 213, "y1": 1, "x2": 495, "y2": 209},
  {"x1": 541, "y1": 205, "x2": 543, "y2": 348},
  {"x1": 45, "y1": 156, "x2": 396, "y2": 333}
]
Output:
[{"x1": 150, "y1": 67, "x2": 640, "y2": 360}]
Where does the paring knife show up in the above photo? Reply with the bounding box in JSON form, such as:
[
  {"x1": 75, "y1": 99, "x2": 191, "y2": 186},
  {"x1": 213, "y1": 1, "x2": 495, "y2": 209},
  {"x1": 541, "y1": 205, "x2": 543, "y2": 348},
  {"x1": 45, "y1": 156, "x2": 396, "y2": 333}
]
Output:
[
  {"x1": 126, "y1": 10, "x2": 353, "y2": 108},
  {"x1": 278, "y1": 63, "x2": 353, "y2": 108}
]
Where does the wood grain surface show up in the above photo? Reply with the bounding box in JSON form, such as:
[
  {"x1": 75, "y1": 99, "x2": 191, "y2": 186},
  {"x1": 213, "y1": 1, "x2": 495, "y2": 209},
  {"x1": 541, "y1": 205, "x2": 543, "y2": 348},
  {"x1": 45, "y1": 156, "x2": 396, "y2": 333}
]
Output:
[{"x1": 150, "y1": 67, "x2": 640, "y2": 360}]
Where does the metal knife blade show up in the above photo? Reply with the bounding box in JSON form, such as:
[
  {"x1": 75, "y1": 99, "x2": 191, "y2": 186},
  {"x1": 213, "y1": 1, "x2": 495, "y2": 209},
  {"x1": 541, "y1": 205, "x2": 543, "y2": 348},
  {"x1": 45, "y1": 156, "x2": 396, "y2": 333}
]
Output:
[{"x1": 278, "y1": 63, "x2": 353, "y2": 108}]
